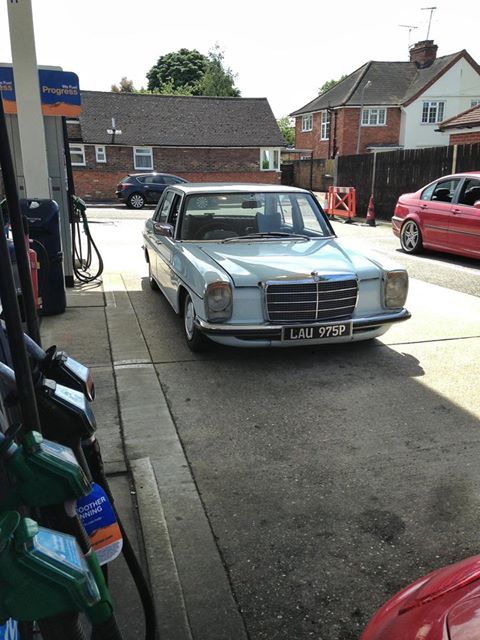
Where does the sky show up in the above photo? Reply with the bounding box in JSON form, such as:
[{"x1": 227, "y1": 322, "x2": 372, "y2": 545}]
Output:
[{"x1": 1, "y1": 0, "x2": 479, "y2": 119}]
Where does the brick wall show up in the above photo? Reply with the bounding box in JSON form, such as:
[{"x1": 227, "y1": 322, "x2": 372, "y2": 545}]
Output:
[
  {"x1": 294, "y1": 114, "x2": 331, "y2": 159},
  {"x1": 295, "y1": 107, "x2": 401, "y2": 158},
  {"x1": 337, "y1": 108, "x2": 401, "y2": 155},
  {"x1": 449, "y1": 131, "x2": 480, "y2": 145},
  {"x1": 72, "y1": 145, "x2": 280, "y2": 200}
]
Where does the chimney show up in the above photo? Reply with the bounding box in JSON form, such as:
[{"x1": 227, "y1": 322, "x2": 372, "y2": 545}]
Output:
[{"x1": 409, "y1": 40, "x2": 438, "y2": 68}]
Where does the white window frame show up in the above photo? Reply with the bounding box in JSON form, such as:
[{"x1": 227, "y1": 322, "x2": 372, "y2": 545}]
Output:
[
  {"x1": 301, "y1": 114, "x2": 313, "y2": 132},
  {"x1": 260, "y1": 147, "x2": 281, "y2": 171},
  {"x1": 133, "y1": 146, "x2": 153, "y2": 170},
  {"x1": 361, "y1": 108, "x2": 387, "y2": 126},
  {"x1": 320, "y1": 110, "x2": 330, "y2": 140},
  {"x1": 421, "y1": 101, "x2": 445, "y2": 124},
  {"x1": 95, "y1": 145, "x2": 106, "y2": 163},
  {"x1": 69, "y1": 144, "x2": 85, "y2": 166}
]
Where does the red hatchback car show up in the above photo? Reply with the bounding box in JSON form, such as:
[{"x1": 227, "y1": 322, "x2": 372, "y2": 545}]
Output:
[
  {"x1": 392, "y1": 172, "x2": 480, "y2": 259},
  {"x1": 361, "y1": 554, "x2": 480, "y2": 640}
]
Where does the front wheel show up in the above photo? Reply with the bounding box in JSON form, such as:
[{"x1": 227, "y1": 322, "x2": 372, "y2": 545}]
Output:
[
  {"x1": 183, "y1": 293, "x2": 209, "y2": 352},
  {"x1": 400, "y1": 220, "x2": 423, "y2": 254},
  {"x1": 127, "y1": 192, "x2": 145, "y2": 209}
]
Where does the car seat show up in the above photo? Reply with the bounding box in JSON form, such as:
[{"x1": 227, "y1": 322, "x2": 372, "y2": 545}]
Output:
[
  {"x1": 256, "y1": 211, "x2": 282, "y2": 232},
  {"x1": 463, "y1": 186, "x2": 480, "y2": 206}
]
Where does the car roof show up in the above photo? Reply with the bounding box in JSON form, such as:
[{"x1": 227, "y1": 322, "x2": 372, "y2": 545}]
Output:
[
  {"x1": 129, "y1": 172, "x2": 184, "y2": 178},
  {"x1": 166, "y1": 183, "x2": 311, "y2": 195}
]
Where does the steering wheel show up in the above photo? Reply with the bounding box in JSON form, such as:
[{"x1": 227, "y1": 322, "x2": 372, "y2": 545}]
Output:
[{"x1": 196, "y1": 222, "x2": 238, "y2": 240}]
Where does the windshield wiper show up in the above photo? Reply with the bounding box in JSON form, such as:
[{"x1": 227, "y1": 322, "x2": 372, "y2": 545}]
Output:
[{"x1": 222, "y1": 232, "x2": 310, "y2": 243}]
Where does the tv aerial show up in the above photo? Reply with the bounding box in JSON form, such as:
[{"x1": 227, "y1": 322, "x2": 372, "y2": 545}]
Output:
[
  {"x1": 107, "y1": 117, "x2": 122, "y2": 137},
  {"x1": 421, "y1": 6, "x2": 437, "y2": 39},
  {"x1": 399, "y1": 24, "x2": 418, "y2": 48}
]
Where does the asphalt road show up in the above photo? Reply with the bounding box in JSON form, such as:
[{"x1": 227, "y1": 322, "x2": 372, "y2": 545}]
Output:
[{"x1": 86, "y1": 207, "x2": 480, "y2": 640}]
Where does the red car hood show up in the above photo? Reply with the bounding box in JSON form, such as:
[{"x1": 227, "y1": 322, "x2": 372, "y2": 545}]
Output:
[{"x1": 361, "y1": 556, "x2": 480, "y2": 640}]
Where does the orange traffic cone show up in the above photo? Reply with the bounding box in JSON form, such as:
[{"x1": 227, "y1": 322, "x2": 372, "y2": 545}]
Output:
[{"x1": 364, "y1": 195, "x2": 376, "y2": 227}]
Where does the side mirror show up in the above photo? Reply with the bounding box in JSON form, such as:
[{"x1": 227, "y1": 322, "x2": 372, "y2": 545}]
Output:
[{"x1": 153, "y1": 222, "x2": 173, "y2": 237}]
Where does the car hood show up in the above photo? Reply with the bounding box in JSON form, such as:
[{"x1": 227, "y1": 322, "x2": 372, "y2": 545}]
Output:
[{"x1": 197, "y1": 238, "x2": 382, "y2": 286}]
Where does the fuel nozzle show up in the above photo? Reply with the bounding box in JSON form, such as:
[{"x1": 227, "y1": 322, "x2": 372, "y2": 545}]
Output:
[
  {"x1": 0, "y1": 511, "x2": 101, "y2": 623},
  {"x1": 1, "y1": 322, "x2": 95, "y2": 400},
  {"x1": 0, "y1": 361, "x2": 96, "y2": 480},
  {"x1": 0, "y1": 429, "x2": 91, "y2": 509}
]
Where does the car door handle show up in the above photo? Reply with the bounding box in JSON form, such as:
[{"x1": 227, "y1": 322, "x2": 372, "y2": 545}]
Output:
[
  {"x1": 451, "y1": 208, "x2": 461, "y2": 214},
  {"x1": 420, "y1": 203, "x2": 428, "y2": 208}
]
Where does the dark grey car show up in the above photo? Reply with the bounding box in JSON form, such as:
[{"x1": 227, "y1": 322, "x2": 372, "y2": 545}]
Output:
[{"x1": 116, "y1": 173, "x2": 187, "y2": 209}]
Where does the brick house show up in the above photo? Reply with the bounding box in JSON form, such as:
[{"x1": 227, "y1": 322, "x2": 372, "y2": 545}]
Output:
[
  {"x1": 290, "y1": 40, "x2": 480, "y2": 158},
  {"x1": 436, "y1": 103, "x2": 480, "y2": 145},
  {"x1": 68, "y1": 91, "x2": 285, "y2": 201}
]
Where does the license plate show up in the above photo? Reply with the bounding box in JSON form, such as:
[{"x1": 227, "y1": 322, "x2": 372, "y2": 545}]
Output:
[{"x1": 282, "y1": 322, "x2": 352, "y2": 341}]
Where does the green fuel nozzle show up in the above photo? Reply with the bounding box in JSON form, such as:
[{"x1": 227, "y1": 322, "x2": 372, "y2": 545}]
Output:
[
  {"x1": 0, "y1": 429, "x2": 91, "y2": 509},
  {"x1": 0, "y1": 511, "x2": 100, "y2": 623}
]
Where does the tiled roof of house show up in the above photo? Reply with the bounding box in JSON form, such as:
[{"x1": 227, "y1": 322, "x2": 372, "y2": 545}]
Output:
[
  {"x1": 290, "y1": 51, "x2": 467, "y2": 115},
  {"x1": 437, "y1": 103, "x2": 480, "y2": 130},
  {"x1": 78, "y1": 91, "x2": 285, "y2": 147}
]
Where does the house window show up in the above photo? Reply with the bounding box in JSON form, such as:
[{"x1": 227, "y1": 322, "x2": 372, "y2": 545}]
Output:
[
  {"x1": 301, "y1": 114, "x2": 313, "y2": 132},
  {"x1": 133, "y1": 146, "x2": 153, "y2": 170},
  {"x1": 320, "y1": 110, "x2": 330, "y2": 140},
  {"x1": 361, "y1": 108, "x2": 386, "y2": 126},
  {"x1": 421, "y1": 101, "x2": 445, "y2": 124},
  {"x1": 471, "y1": 100, "x2": 480, "y2": 107},
  {"x1": 69, "y1": 144, "x2": 85, "y2": 166},
  {"x1": 260, "y1": 148, "x2": 280, "y2": 171},
  {"x1": 95, "y1": 145, "x2": 106, "y2": 163}
]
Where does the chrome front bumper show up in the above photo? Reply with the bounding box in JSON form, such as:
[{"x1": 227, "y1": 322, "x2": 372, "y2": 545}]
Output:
[{"x1": 196, "y1": 308, "x2": 411, "y2": 339}]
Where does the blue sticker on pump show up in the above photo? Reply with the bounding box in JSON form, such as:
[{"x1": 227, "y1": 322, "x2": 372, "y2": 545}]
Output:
[
  {"x1": 0, "y1": 619, "x2": 18, "y2": 640},
  {"x1": 76, "y1": 483, "x2": 123, "y2": 565},
  {"x1": 34, "y1": 528, "x2": 84, "y2": 571}
]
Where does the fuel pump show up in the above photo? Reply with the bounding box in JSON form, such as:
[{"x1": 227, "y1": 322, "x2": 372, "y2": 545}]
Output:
[{"x1": 0, "y1": 112, "x2": 125, "y2": 639}]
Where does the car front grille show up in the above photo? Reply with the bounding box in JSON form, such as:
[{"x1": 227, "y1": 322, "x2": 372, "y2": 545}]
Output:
[{"x1": 265, "y1": 278, "x2": 358, "y2": 323}]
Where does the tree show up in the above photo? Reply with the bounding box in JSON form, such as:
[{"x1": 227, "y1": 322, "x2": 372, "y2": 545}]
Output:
[
  {"x1": 111, "y1": 77, "x2": 135, "y2": 93},
  {"x1": 198, "y1": 45, "x2": 240, "y2": 97},
  {"x1": 318, "y1": 74, "x2": 347, "y2": 95},
  {"x1": 277, "y1": 116, "x2": 295, "y2": 146},
  {"x1": 146, "y1": 46, "x2": 240, "y2": 97},
  {"x1": 146, "y1": 48, "x2": 208, "y2": 94}
]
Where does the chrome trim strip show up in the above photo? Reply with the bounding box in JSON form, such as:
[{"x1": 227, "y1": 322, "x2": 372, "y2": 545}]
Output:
[{"x1": 196, "y1": 309, "x2": 411, "y2": 335}]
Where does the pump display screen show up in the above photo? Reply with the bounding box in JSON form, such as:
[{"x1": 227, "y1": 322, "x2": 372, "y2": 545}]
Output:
[
  {"x1": 64, "y1": 357, "x2": 89, "y2": 383},
  {"x1": 53, "y1": 384, "x2": 96, "y2": 427},
  {"x1": 40, "y1": 440, "x2": 79, "y2": 467},
  {"x1": 33, "y1": 528, "x2": 85, "y2": 571}
]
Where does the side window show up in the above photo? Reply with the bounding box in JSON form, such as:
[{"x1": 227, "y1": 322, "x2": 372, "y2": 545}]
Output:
[
  {"x1": 167, "y1": 194, "x2": 183, "y2": 235},
  {"x1": 163, "y1": 176, "x2": 181, "y2": 185},
  {"x1": 458, "y1": 178, "x2": 480, "y2": 206},
  {"x1": 420, "y1": 183, "x2": 436, "y2": 201},
  {"x1": 422, "y1": 180, "x2": 460, "y2": 203},
  {"x1": 154, "y1": 191, "x2": 175, "y2": 223},
  {"x1": 153, "y1": 175, "x2": 165, "y2": 184}
]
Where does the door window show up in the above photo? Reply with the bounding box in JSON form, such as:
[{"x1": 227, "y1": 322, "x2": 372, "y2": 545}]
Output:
[
  {"x1": 457, "y1": 178, "x2": 480, "y2": 206},
  {"x1": 421, "y1": 179, "x2": 460, "y2": 203},
  {"x1": 167, "y1": 195, "x2": 183, "y2": 235},
  {"x1": 155, "y1": 191, "x2": 175, "y2": 223}
]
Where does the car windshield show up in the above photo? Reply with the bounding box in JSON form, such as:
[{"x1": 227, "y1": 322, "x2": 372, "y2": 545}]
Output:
[{"x1": 179, "y1": 192, "x2": 331, "y2": 241}]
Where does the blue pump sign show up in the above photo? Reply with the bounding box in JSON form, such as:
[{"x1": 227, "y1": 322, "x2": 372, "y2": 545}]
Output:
[
  {"x1": 0, "y1": 67, "x2": 81, "y2": 117},
  {"x1": 0, "y1": 619, "x2": 18, "y2": 640},
  {"x1": 77, "y1": 483, "x2": 123, "y2": 565}
]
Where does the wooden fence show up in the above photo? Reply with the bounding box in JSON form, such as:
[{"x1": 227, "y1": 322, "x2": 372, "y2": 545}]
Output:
[
  {"x1": 281, "y1": 158, "x2": 335, "y2": 192},
  {"x1": 330, "y1": 142, "x2": 480, "y2": 220}
]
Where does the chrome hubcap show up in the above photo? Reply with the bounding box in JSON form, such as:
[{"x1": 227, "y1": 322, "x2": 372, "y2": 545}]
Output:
[
  {"x1": 131, "y1": 194, "x2": 144, "y2": 208},
  {"x1": 185, "y1": 299, "x2": 195, "y2": 340},
  {"x1": 402, "y1": 222, "x2": 418, "y2": 250}
]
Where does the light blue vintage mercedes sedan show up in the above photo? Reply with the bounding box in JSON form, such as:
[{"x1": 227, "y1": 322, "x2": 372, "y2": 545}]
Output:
[{"x1": 142, "y1": 184, "x2": 410, "y2": 351}]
